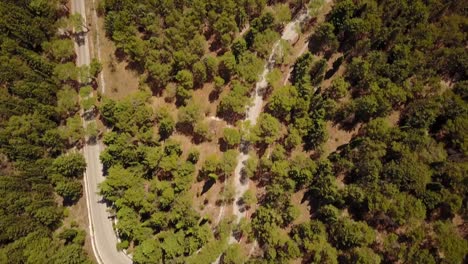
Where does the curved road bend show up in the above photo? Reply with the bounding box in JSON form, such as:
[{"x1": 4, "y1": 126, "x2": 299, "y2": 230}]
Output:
[{"x1": 72, "y1": 0, "x2": 131, "y2": 263}]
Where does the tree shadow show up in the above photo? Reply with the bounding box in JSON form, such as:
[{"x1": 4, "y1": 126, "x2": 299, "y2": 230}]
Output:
[
  {"x1": 209, "y1": 90, "x2": 220, "y2": 102},
  {"x1": 217, "y1": 111, "x2": 244, "y2": 126},
  {"x1": 201, "y1": 178, "x2": 216, "y2": 196},
  {"x1": 62, "y1": 197, "x2": 79, "y2": 207},
  {"x1": 175, "y1": 122, "x2": 193, "y2": 136},
  {"x1": 125, "y1": 60, "x2": 145, "y2": 75},
  {"x1": 218, "y1": 137, "x2": 229, "y2": 152},
  {"x1": 325, "y1": 56, "x2": 344, "y2": 80}
]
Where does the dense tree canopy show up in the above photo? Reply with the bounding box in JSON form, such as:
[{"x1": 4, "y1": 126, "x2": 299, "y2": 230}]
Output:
[
  {"x1": 98, "y1": 0, "x2": 468, "y2": 263},
  {"x1": 0, "y1": 0, "x2": 90, "y2": 262}
]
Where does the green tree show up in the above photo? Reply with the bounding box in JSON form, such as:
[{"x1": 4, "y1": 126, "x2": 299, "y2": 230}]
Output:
[
  {"x1": 55, "y1": 180, "x2": 82, "y2": 204},
  {"x1": 217, "y1": 82, "x2": 250, "y2": 121},
  {"x1": 434, "y1": 221, "x2": 468, "y2": 264},
  {"x1": 192, "y1": 61, "x2": 207, "y2": 87},
  {"x1": 43, "y1": 39, "x2": 74, "y2": 62},
  {"x1": 268, "y1": 85, "x2": 298, "y2": 120},
  {"x1": 232, "y1": 38, "x2": 247, "y2": 59},
  {"x1": 252, "y1": 30, "x2": 280, "y2": 58},
  {"x1": 156, "y1": 108, "x2": 175, "y2": 139},
  {"x1": 309, "y1": 22, "x2": 339, "y2": 55},
  {"x1": 273, "y1": 3, "x2": 291, "y2": 24},
  {"x1": 85, "y1": 121, "x2": 99, "y2": 140},
  {"x1": 218, "y1": 52, "x2": 237, "y2": 81},
  {"x1": 222, "y1": 127, "x2": 241, "y2": 148},
  {"x1": 204, "y1": 55, "x2": 218, "y2": 81},
  {"x1": 56, "y1": 86, "x2": 79, "y2": 117},
  {"x1": 223, "y1": 244, "x2": 246, "y2": 264},
  {"x1": 194, "y1": 121, "x2": 211, "y2": 142},
  {"x1": 330, "y1": 218, "x2": 376, "y2": 249},
  {"x1": 200, "y1": 154, "x2": 220, "y2": 181},
  {"x1": 236, "y1": 51, "x2": 264, "y2": 83},
  {"x1": 53, "y1": 153, "x2": 86, "y2": 178},
  {"x1": 54, "y1": 62, "x2": 79, "y2": 82},
  {"x1": 177, "y1": 102, "x2": 202, "y2": 131},
  {"x1": 51, "y1": 244, "x2": 92, "y2": 264},
  {"x1": 241, "y1": 190, "x2": 257, "y2": 209},
  {"x1": 89, "y1": 58, "x2": 102, "y2": 78},
  {"x1": 176, "y1": 70, "x2": 194, "y2": 90},
  {"x1": 220, "y1": 150, "x2": 238, "y2": 177},
  {"x1": 347, "y1": 247, "x2": 381, "y2": 264},
  {"x1": 251, "y1": 113, "x2": 281, "y2": 145},
  {"x1": 133, "y1": 239, "x2": 163, "y2": 264},
  {"x1": 327, "y1": 77, "x2": 349, "y2": 100}
]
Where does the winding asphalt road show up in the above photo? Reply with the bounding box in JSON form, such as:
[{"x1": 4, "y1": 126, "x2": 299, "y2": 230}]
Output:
[{"x1": 72, "y1": 0, "x2": 131, "y2": 263}]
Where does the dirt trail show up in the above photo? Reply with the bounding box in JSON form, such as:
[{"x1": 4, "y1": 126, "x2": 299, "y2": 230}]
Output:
[
  {"x1": 212, "y1": 10, "x2": 312, "y2": 264},
  {"x1": 231, "y1": 10, "x2": 310, "y2": 226}
]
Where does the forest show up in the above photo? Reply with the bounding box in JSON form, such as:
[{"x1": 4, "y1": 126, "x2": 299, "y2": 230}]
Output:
[
  {"x1": 0, "y1": 0, "x2": 467, "y2": 264},
  {"x1": 0, "y1": 0, "x2": 95, "y2": 263},
  {"x1": 96, "y1": 0, "x2": 468, "y2": 263}
]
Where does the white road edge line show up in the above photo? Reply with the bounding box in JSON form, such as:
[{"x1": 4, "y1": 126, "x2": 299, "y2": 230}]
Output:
[
  {"x1": 82, "y1": 158, "x2": 104, "y2": 264},
  {"x1": 72, "y1": 0, "x2": 104, "y2": 263},
  {"x1": 91, "y1": 0, "x2": 106, "y2": 94}
]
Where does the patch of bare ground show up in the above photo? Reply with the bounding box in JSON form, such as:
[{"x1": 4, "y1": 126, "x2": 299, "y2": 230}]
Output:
[
  {"x1": 281, "y1": 0, "x2": 335, "y2": 85},
  {"x1": 452, "y1": 214, "x2": 468, "y2": 239},
  {"x1": 190, "y1": 177, "x2": 226, "y2": 224},
  {"x1": 87, "y1": 0, "x2": 139, "y2": 99},
  {"x1": 388, "y1": 110, "x2": 401, "y2": 126},
  {"x1": 323, "y1": 121, "x2": 361, "y2": 156},
  {"x1": 291, "y1": 189, "x2": 311, "y2": 226},
  {"x1": 336, "y1": 173, "x2": 345, "y2": 189},
  {"x1": 169, "y1": 130, "x2": 229, "y2": 227},
  {"x1": 321, "y1": 52, "x2": 346, "y2": 90},
  {"x1": 440, "y1": 79, "x2": 454, "y2": 94},
  {"x1": 57, "y1": 184, "x2": 97, "y2": 263},
  {"x1": 193, "y1": 83, "x2": 219, "y2": 116}
]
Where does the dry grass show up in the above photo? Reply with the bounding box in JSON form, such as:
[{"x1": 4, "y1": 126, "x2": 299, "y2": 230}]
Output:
[
  {"x1": 57, "y1": 183, "x2": 97, "y2": 263},
  {"x1": 81, "y1": 1, "x2": 342, "y2": 261},
  {"x1": 323, "y1": 121, "x2": 361, "y2": 156},
  {"x1": 388, "y1": 110, "x2": 401, "y2": 126},
  {"x1": 291, "y1": 189, "x2": 311, "y2": 226},
  {"x1": 321, "y1": 52, "x2": 347, "y2": 90},
  {"x1": 86, "y1": 0, "x2": 139, "y2": 100}
]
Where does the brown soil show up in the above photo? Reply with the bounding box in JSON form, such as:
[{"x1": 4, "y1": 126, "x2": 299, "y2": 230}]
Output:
[
  {"x1": 86, "y1": 0, "x2": 139, "y2": 100},
  {"x1": 58, "y1": 181, "x2": 97, "y2": 263},
  {"x1": 388, "y1": 110, "x2": 401, "y2": 126},
  {"x1": 291, "y1": 189, "x2": 311, "y2": 226},
  {"x1": 323, "y1": 121, "x2": 361, "y2": 156}
]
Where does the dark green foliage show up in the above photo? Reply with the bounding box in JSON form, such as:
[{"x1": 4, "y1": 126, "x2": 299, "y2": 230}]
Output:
[
  {"x1": 290, "y1": 220, "x2": 338, "y2": 264},
  {"x1": 99, "y1": 91, "x2": 153, "y2": 135},
  {"x1": 251, "y1": 113, "x2": 282, "y2": 145},
  {"x1": 309, "y1": 22, "x2": 339, "y2": 56},
  {"x1": 346, "y1": 247, "x2": 381, "y2": 264},
  {"x1": 330, "y1": 218, "x2": 376, "y2": 250},
  {"x1": 267, "y1": 85, "x2": 298, "y2": 121},
  {"x1": 52, "y1": 153, "x2": 86, "y2": 178},
  {"x1": 433, "y1": 221, "x2": 467, "y2": 264},
  {"x1": 55, "y1": 180, "x2": 82, "y2": 204},
  {"x1": 98, "y1": 1, "x2": 468, "y2": 263},
  {"x1": 133, "y1": 239, "x2": 163, "y2": 264},
  {"x1": 217, "y1": 81, "x2": 251, "y2": 122},
  {"x1": 0, "y1": 1, "x2": 90, "y2": 261},
  {"x1": 222, "y1": 127, "x2": 241, "y2": 148},
  {"x1": 100, "y1": 94, "x2": 209, "y2": 262},
  {"x1": 102, "y1": 0, "x2": 267, "y2": 92},
  {"x1": 156, "y1": 108, "x2": 175, "y2": 140},
  {"x1": 51, "y1": 244, "x2": 92, "y2": 264}
]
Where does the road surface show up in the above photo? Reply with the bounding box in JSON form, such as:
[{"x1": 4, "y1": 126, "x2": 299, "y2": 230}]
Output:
[{"x1": 72, "y1": 0, "x2": 132, "y2": 263}]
